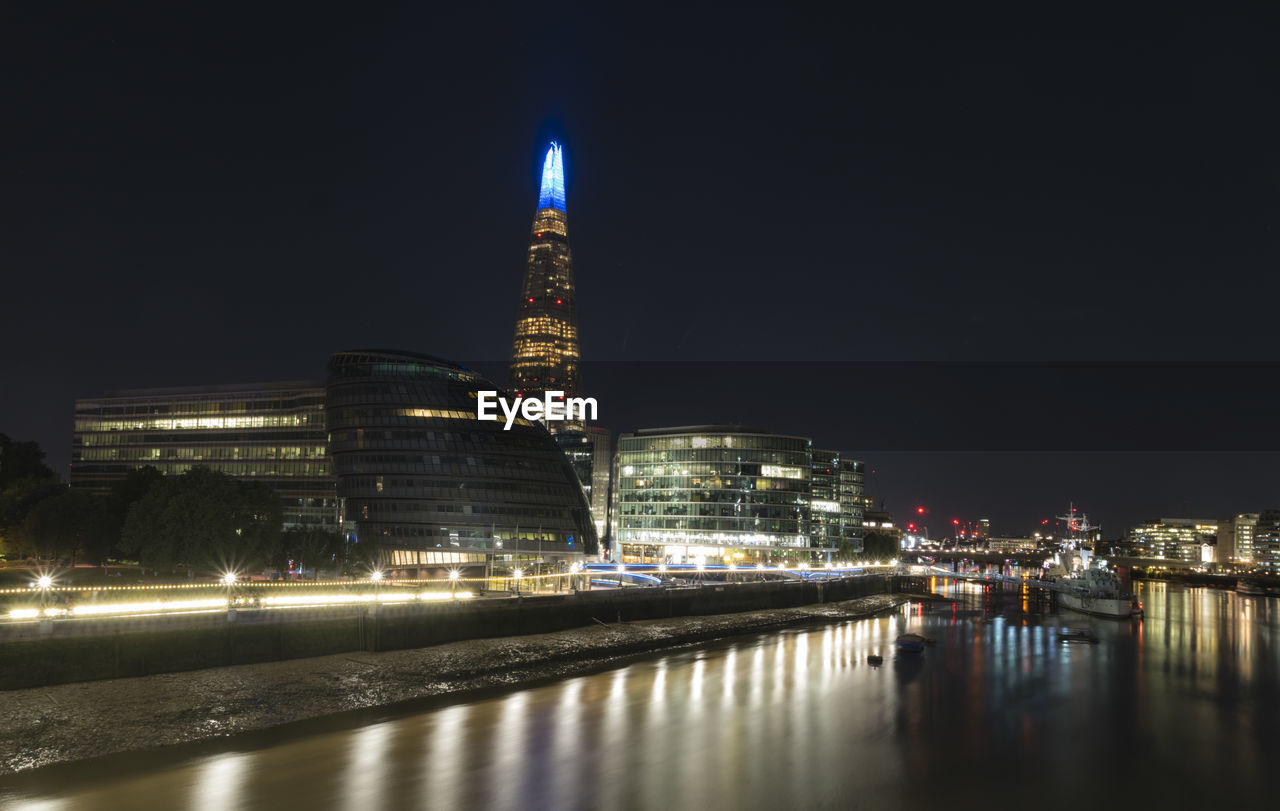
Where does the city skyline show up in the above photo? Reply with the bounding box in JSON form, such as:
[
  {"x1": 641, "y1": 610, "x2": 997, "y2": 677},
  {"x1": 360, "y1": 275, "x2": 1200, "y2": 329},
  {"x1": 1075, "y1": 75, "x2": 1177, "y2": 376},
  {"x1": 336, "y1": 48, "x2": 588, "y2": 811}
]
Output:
[{"x1": 3, "y1": 7, "x2": 1277, "y2": 539}]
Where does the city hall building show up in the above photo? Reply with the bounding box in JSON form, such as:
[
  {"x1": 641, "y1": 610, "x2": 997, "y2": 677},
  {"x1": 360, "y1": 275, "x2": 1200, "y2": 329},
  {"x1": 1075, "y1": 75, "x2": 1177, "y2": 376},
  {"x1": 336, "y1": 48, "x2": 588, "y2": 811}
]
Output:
[
  {"x1": 610, "y1": 426, "x2": 863, "y2": 565},
  {"x1": 326, "y1": 349, "x2": 597, "y2": 571}
]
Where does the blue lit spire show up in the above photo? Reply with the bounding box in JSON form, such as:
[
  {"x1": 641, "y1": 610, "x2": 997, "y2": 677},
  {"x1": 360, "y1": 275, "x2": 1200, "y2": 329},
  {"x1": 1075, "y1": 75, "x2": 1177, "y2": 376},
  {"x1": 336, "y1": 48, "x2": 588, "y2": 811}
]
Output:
[{"x1": 537, "y1": 142, "x2": 566, "y2": 211}]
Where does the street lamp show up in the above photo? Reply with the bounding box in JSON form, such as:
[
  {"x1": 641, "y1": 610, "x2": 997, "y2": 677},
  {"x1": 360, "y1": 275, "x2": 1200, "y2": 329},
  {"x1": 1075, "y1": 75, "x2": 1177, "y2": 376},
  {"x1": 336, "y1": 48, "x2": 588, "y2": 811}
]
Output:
[
  {"x1": 513, "y1": 568, "x2": 523, "y2": 595},
  {"x1": 35, "y1": 575, "x2": 53, "y2": 616},
  {"x1": 221, "y1": 572, "x2": 237, "y2": 613},
  {"x1": 616, "y1": 564, "x2": 625, "y2": 589},
  {"x1": 448, "y1": 568, "x2": 460, "y2": 597}
]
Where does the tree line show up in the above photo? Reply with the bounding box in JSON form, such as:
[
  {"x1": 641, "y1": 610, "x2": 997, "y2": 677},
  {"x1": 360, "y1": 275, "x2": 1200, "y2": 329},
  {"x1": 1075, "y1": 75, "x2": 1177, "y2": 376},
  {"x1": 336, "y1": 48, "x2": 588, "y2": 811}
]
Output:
[{"x1": 0, "y1": 434, "x2": 369, "y2": 576}]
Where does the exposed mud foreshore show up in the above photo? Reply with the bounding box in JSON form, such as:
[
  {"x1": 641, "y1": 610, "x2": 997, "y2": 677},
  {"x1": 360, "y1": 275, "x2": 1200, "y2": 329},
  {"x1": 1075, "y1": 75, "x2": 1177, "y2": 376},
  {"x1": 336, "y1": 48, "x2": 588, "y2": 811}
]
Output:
[{"x1": 0, "y1": 593, "x2": 909, "y2": 776}]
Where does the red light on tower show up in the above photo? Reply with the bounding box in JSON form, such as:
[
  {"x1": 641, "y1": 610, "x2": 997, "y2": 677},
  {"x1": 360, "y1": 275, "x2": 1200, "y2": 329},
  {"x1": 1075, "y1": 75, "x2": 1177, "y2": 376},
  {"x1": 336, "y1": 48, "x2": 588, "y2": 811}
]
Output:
[
  {"x1": 916, "y1": 506, "x2": 926, "y2": 515},
  {"x1": 527, "y1": 297, "x2": 535, "y2": 303},
  {"x1": 556, "y1": 298, "x2": 563, "y2": 305},
  {"x1": 952, "y1": 518, "x2": 959, "y2": 525},
  {"x1": 907, "y1": 523, "x2": 916, "y2": 531}
]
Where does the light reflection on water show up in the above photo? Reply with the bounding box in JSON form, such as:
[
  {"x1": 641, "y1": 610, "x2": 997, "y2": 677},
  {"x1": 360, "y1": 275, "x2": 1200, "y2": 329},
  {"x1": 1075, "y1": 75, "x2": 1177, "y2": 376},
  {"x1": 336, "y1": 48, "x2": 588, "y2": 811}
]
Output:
[{"x1": 2, "y1": 583, "x2": 1279, "y2": 809}]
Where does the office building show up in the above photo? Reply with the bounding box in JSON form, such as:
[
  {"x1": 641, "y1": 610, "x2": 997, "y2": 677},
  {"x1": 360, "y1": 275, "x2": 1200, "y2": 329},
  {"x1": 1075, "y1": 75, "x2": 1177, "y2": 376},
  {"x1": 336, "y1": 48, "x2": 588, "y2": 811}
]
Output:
[
  {"x1": 1125, "y1": 518, "x2": 1218, "y2": 562},
  {"x1": 71, "y1": 382, "x2": 334, "y2": 528},
  {"x1": 611, "y1": 426, "x2": 865, "y2": 565}
]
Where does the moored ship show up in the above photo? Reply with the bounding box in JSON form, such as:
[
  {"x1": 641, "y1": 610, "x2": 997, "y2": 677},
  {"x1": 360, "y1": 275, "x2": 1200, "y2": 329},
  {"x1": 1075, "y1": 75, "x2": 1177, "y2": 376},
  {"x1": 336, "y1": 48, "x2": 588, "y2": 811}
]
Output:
[{"x1": 1059, "y1": 564, "x2": 1143, "y2": 619}]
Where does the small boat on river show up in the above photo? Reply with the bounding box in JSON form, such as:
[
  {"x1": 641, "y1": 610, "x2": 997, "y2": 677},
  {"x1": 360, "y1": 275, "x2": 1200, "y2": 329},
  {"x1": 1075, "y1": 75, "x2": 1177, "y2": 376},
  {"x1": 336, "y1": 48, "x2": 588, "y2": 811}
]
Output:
[{"x1": 896, "y1": 633, "x2": 929, "y2": 652}]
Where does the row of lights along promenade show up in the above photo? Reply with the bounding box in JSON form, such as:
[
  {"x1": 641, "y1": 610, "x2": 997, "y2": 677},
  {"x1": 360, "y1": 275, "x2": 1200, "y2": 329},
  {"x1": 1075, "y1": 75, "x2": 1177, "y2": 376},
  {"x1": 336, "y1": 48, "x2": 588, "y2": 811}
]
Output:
[{"x1": 0, "y1": 561, "x2": 903, "y2": 628}]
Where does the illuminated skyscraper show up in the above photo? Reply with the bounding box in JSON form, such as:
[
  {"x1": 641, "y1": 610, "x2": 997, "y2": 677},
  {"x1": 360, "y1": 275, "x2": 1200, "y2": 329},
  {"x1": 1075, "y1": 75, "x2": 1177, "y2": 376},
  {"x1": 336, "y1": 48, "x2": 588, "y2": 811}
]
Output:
[{"x1": 509, "y1": 142, "x2": 580, "y2": 399}]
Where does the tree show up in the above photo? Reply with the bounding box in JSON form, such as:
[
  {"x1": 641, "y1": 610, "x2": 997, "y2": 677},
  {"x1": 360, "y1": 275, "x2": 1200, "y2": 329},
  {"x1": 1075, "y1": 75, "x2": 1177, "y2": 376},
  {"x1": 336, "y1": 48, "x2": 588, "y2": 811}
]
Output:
[
  {"x1": 0, "y1": 435, "x2": 62, "y2": 557},
  {"x1": 20, "y1": 489, "x2": 115, "y2": 564},
  {"x1": 0, "y1": 433, "x2": 55, "y2": 489},
  {"x1": 120, "y1": 467, "x2": 283, "y2": 574},
  {"x1": 861, "y1": 532, "x2": 900, "y2": 562},
  {"x1": 278, "y1": 526, "x2": 345, "y2": 577}
]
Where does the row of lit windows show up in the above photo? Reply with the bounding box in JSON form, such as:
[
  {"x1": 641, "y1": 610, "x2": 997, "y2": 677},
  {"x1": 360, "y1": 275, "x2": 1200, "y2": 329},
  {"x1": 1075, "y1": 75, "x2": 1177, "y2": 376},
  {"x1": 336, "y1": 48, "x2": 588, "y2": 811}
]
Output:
[
  {"x1": 77, "y1": 446, "x2": 325, "y2": 462},
  {"x1": 353, "y1": 500, "x2": 575, "y2": 521},
  {"x1": 514, "y1": 317, "x2": 578, "y2": 338},
  {"x1": 618, "y1": 504, "x2": 802, "y2": 520},
  {"x1": 75, "y1": 415, "x2": 319, "y2": 432},
  {"x1": 72, "y1": 461, "x2": 331, "y2": 478},
  {"x1": 75, "y1": 397, "x2": 324, "y2": 418},
  {"x1": 614, "y1": 524, "x2": 803, "y2": 542},
  {"x1": 617, "y1": 518, "x2": 804, "y2": 535},
  {"x1": 620, "y1": 435, "x2": 809, "y2": 453},
  {"x1": 386, "y1": 550, "x2": 488, "y2": 566},
  {"x1": 76, "y1": 431, "x2": 325, "y2": 447}
]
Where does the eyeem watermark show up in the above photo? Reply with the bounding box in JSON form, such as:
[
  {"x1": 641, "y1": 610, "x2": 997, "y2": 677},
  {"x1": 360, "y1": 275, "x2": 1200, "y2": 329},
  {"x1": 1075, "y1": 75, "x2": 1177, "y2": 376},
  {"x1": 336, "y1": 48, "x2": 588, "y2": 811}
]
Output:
[{"x1": 476, "y1": 390, "x2": 598, "y2": 430}]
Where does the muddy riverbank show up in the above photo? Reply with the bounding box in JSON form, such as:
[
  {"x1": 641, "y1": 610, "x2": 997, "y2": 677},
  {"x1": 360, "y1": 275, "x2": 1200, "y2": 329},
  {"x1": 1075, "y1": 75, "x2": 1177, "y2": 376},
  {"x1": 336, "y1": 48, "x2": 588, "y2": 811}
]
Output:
[{"x1": 0, "y1": 593, "x2": 910, "y2": 776}]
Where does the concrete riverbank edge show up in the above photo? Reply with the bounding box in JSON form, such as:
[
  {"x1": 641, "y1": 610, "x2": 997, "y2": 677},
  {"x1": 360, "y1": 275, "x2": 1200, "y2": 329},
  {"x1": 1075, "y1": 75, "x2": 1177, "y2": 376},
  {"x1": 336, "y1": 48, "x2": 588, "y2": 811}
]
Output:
[{"x1": 0, "y1": 592, "x2": 910, "y2": 776}]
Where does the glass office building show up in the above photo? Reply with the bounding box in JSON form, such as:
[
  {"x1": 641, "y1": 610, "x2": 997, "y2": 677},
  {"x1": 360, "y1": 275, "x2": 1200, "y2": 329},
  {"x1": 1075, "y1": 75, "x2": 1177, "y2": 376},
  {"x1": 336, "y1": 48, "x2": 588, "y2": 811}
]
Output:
[
  {"x1": 612, "y1": 426, "x2": 816, "y2": 564},
  {"x1": 71, "y1": 382, "x2": 334, "y2": 528},
  {"x1": 326, "y1": 350, "x2": 596, "y2": 571},
  {"x1": 554, "y1": 426, "x2": 612, "y2": 541}
]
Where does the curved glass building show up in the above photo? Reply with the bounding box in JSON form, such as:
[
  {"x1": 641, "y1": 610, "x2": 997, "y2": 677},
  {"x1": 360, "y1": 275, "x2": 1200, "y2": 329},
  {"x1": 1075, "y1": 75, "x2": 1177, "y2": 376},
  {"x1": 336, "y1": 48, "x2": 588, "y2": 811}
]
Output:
[{"x1": 326, "y1": 350, "x2": 597, "y2": 571}]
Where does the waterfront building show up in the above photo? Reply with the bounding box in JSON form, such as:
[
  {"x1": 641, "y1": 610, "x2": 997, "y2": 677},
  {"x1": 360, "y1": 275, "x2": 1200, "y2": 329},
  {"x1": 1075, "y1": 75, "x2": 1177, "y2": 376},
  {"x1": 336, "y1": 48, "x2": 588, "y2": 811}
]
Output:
[
  {"x1": 509, "y1": 142, "x2": 581, "y2": 406},
  {"x1": 986, "y1": 536, "x2": 1039, "y2": 554},
  {"x1": 554, "y1": 426, "x2": 612, "y2": 541},
  {"x1": 610, "y1": 426, "x2": 864, "y2": 565},
  {"x1": 1250, "y1": 511, "x2": 1280, "y2": 571},
  {"x1": 862, "y1": 510, "x2": 900, "y2": 544},
  {"x1": 1219, "y1": 513, "x2": 1258, "y2": 564},
  {"x1": 71, "y1": 382, "x2": 334, "y2": 527},
  {"x1": 837, "y1": 458, "x2": 865, "y2": 550},
  {"x1": 1125, "y1": 518, "x2": 1218, "y2": 562},
  {"x1": 809, "y1": 449, "x2": 841, "y2": 551},
  {"x1": 326, "y1": 349, "x2": 596, "y2": 572},
  {"x1": 612, "y1": 426, "x2": 810, "y2": 564}
]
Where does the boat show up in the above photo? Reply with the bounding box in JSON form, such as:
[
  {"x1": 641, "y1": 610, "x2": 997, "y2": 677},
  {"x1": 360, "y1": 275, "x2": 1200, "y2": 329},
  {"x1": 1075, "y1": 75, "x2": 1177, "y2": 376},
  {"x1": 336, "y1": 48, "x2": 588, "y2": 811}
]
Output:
[
  {"x1": 867, "y1": 654, "x2": 883, "y2": 665},
  {"x1": 1058, "y1": 564, "x2": 1143, "y2": 619},
  {"x1": 1058, "y1": 628, "x2": 1098, "y2": 644},
  {"x1": 1236, "y1": 580, "x2": 1265, "y2": 596},
  {"x1": 895, "y1": 633, "x2": 927, "y2": 653}
]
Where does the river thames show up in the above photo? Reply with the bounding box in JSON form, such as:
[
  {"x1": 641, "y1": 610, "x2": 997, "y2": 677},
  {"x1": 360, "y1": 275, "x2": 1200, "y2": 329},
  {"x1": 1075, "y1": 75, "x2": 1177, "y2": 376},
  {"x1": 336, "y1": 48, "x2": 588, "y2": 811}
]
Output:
[{"x1": 2, "y1": 580, "x2": 1277, "y2": 809}]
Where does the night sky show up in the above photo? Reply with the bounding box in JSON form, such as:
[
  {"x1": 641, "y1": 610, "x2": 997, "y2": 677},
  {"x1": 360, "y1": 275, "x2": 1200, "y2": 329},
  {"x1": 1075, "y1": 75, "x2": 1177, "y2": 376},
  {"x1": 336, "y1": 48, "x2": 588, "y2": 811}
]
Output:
[{"x1": 3, "y1": 6, "x2": 1277, "y2": 536}]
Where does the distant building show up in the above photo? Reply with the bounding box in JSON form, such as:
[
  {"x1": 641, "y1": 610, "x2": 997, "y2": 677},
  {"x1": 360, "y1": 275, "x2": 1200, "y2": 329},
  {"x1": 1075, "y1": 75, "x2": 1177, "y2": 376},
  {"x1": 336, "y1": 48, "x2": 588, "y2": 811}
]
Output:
[
  {"x1": 837, "y1": 458, "x2": 865, "y2": 549},
  {"x1": 555, "y1": 426, "x2": 611, "y2": 541},
  {"x1": 986, "y1": 536, "x2": 1039, "y2": 554},
  {"x1": 71, "y1": 382, "x2": 335, "y2": 528},
  {"x1": 1125, "y1": 518, "x2": 1218, "y2": 562},
  {"x1": 1219, "y1": 513, "x2": 1259, "y2": 564},
  {"x1": 809, "y1": 450, "x2": 841, "y2": 550},
  {"x1": 611, "y1": 426, "x2": 863, "y2": 565},
  {"x1": 862, "y1": 510, "x2": 900, "y2": 543},
  {"x1": 1250, "y1": 511, "x2": 1280, "y2": 571},
  {"x1": 326, "y1": 350, "x2": 596, "y2": 572}
]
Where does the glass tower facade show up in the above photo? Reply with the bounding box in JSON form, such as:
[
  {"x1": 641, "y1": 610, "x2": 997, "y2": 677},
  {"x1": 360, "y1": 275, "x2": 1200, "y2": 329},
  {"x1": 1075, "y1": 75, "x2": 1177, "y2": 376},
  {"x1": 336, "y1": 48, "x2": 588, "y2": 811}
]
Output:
[
  {"x1": 326, "y1": 350, "x2": 596, "y2": 570},
  {"x1": 71, "y1": 383, "x2": 334, "y2": 528},
  {"x1": 612, "y1": 426, "x2": 813, "y2": 564},
  {"x1": 509, "y1": 142, "x2": 580, "y2": 400}
]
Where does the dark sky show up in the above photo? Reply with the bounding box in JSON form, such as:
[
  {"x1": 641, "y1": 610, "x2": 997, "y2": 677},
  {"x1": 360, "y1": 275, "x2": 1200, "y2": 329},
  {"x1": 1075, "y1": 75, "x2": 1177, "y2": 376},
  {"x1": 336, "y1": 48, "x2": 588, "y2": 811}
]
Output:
[{"x1": 2, "y1": 5, "x2": 1277, "y2": 536}]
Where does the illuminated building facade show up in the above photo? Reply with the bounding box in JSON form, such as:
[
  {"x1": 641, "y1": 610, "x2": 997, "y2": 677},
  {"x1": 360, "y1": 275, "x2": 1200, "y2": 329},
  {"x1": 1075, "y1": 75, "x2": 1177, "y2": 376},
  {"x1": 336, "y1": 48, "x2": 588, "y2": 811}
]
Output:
[
  {"x1": 809, "y1": 450, "x2": 841, "y2": 549},
  {"x1": 555, "y1": 426, "x2": 612, "y2": 541},
  {"x1": 71, "y1": 383, "x2": 334, "y2": 527},
  {"x1": 1251, "y1": 511, "x2": 1280, "y2": 571},
  {"x1": 837, "y1": 458, "x2": 866, "y2": 549},
  {"x1": 509, "y1": 142, "x2": 580, "y2": 403},
  {"x1": 326, "y1": 350, "x2": 596, "y2": 571},
  {"x1": 1219, "y1": 513, "x2": 1258, "y2": 563},
  {"x1": 611, "y1": 426, "x2": 863, "y2": 564},
  {"x1": 1125, "y1": 518, "x2": 1218, "y2": 562}
]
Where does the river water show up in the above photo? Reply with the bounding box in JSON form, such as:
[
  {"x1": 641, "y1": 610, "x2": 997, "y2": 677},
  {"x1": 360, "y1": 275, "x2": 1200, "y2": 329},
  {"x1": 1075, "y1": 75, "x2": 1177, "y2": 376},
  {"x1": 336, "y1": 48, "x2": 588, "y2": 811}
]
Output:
[{"x1": 3, "y1": 581, "x2": 1278, "y2": 809}]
